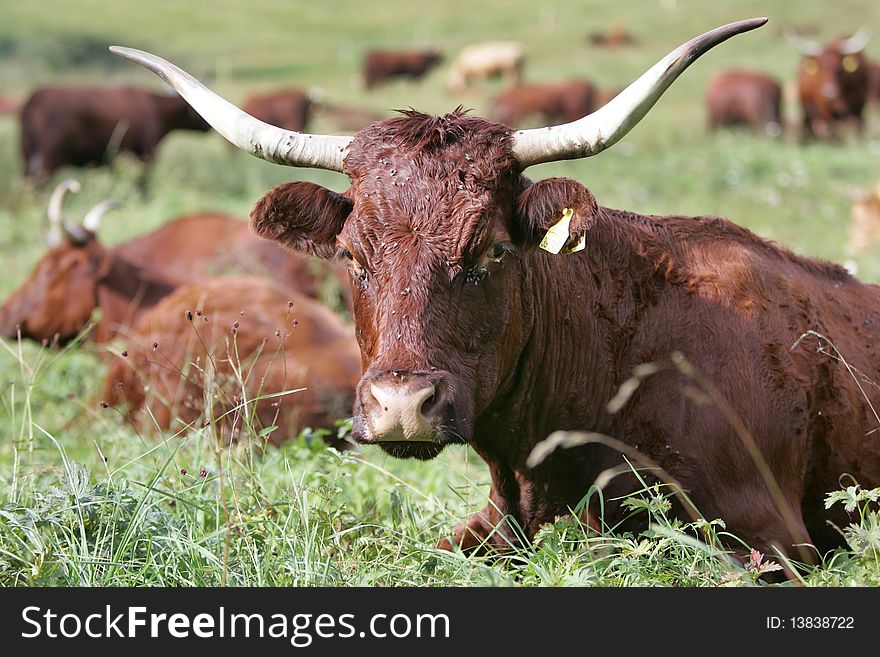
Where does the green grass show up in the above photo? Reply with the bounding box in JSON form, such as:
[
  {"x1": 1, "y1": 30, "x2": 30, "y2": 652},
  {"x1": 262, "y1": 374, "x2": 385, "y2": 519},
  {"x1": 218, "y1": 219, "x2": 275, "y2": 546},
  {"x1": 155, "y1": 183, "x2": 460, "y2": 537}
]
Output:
[{"x1": 2, "y1": 0, "x2": 880, "y2": 586}]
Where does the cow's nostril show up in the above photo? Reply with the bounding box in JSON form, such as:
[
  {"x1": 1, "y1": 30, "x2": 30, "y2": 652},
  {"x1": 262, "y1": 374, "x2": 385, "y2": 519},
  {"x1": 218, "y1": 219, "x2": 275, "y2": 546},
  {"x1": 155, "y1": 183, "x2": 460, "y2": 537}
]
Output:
[{"x1": 419, "y1": 381, "x2": 447, "y2": 419}]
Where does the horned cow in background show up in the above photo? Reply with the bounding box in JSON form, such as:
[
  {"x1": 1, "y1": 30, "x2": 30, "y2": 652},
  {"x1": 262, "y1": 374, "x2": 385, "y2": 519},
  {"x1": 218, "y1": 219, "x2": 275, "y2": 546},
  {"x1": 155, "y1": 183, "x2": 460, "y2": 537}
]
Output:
[
  {"x1": 787, "y1": 29, "x2": 872, "y2": 139},
  {"x1": 115, "y1": 18, "x2": 880, "y2": 571},
  {"x1": 0, "y1": 180, "x2": 341, "y2": 346}
]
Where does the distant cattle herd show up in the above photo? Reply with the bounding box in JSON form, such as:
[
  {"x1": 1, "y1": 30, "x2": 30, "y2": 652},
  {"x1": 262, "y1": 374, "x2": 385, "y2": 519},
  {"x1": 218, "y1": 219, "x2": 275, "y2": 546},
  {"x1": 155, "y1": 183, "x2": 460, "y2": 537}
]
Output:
[{"x1": 3, "y1": 17, "x2": 880, "y2": 576}]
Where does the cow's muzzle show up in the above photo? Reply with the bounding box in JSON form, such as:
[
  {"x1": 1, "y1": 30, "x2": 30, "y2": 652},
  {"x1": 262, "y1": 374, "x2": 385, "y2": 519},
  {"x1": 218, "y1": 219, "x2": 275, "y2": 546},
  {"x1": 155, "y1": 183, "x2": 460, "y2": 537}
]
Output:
[{"x1": 358, "y1": 371, "x2": 451, "y2": 443}]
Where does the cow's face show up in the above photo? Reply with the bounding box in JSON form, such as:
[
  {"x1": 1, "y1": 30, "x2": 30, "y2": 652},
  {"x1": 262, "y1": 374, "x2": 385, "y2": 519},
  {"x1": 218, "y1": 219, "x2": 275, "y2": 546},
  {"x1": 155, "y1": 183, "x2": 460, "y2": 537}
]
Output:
[
  {"x1": 801, "y1": 46, "x2": 869, "y2": 115},
  {"x1": 0, "y1": 238, "x2": 109, "y2": 345},
  {"x1": 251, "y1": 111, "x2": 596, "y2": 459}
]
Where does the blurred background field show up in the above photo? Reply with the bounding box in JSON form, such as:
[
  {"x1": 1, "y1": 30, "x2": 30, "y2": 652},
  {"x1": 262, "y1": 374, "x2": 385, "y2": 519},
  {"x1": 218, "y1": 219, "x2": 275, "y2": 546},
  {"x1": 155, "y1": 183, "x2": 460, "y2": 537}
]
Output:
[{"x1": 1, "y1": 0, "x2": 879, "y2": 586}]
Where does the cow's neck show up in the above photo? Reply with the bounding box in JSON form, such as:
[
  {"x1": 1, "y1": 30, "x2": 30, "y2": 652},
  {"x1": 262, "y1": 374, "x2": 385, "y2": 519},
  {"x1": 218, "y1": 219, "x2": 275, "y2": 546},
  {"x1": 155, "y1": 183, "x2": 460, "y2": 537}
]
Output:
[
  {"x1": 473, "y1": 207, "x2": 675, "y2": 528},
  {"x1": 93, "y1": 253, "x2": 178, "y2": 343}
]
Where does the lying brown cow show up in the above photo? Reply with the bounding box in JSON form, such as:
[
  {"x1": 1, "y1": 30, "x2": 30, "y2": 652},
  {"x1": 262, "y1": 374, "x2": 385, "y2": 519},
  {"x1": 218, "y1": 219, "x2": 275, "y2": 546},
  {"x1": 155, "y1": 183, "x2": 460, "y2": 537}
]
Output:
[
  {"x1": 489, "y1": 79, "x2": 596, "y2": 128},
  {"x1": 117, "y1": 18, "x2": 880, "y2": 566},
  {"x1": 19, "y1": 85, "x2": 210, "y2": 184},
  {"x1": 787, "y1": 29, "x2": 872, "y2": 139},
  {"x1": 362, "y1": 49, "x2": 443, "y2": 90},
  {"x1": 0, "y1": 180, "x2": 333, "y2": 346},
  {"x1": 103, "y1": 276, "x2": 360, "y2": 447},
  {"x1": 706, "y1": 70, "x2": 782, "y2": 135},
  {"x1": 243, "y1": 89, "x2": 312, "y2": 132}
]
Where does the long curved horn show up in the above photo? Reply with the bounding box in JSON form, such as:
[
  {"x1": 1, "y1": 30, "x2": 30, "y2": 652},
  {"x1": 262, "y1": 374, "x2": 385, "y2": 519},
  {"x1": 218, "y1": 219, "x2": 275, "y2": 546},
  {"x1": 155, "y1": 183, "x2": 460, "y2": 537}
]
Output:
[
  {"x1": 838, "y1": 27, "x2": 871, "y2": 55},
  {"x1": 82, "y1": 200, "x2": 120, "y2": 233},
  {"x1": 46, "y1": 179, "x2": 81, "y2": 247},
  {"x1": 512, "y1": 18, "x2": 768, "y2": 168},
  {"x1": 109, "y1": 46, "x2": 352, "y2": 172},
  {"x1": 785, "y1": 30, "x2": 822, "y2": 56}
]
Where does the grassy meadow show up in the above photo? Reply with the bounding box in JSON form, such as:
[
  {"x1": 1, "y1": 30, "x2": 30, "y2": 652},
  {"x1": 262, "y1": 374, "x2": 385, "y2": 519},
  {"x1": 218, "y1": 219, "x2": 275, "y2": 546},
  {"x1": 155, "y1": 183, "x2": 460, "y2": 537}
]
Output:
[{"x1": 1, "y1": 0, "x2": 880, "y2": 586}]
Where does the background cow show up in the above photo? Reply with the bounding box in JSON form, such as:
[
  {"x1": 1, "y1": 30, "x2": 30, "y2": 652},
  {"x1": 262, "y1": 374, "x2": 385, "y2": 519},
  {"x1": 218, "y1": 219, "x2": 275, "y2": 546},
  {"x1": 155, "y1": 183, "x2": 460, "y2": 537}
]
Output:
[
  {"x1": 103, "y1": 276, "x2": 361, "y2": 448},
  {"x1": 787, "y1": 29, "x2": 872, "y2": 139},
  {"x1": 0, "y1": 95, "x2": 19, "y2": 115},
  {"x1": 243, "y1": 88, "x2": 313, "y2": 132},
  {"x1": 19, "y1": 85, "x2": 211, "y2": 184},
  {"x1": 113, "y1": 19, "x2": 880, "y2": 570},
  {"x1": 705, "y1": 70, "x2": 783, "y2": 135},
  {"x1": 446, "y1": 41, "x2": 524, "y2": 94},
  {"x1": 588, "y1": 25, "x2": 638, "y2": 48},
  {"x1": 489, "y1": 79, "x2": 597, "y2": 127},
  {"x1": 362, "y1": 49, "x2": 443, "y2": 90},
  {"x1": 0, "y1": 180, "x2": 337, "y2": 346}
]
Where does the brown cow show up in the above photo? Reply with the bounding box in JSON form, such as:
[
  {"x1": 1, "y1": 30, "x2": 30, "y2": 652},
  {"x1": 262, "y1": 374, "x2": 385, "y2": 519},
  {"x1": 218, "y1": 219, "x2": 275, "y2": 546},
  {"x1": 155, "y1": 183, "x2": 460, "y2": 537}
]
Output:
[
  {"x1": 787, "y1": 29, "x2": 872, "y2": 139},
  {"x1": 589, "y1": 26, "x2": 638, "y2": 48},
  {"x1": 362, "y1": 49, "x2": 443, "y2": 90},
  {"x1": 243, "y1": 89, "x2": 312, "y2": 132},
  {"x1": 19, "y1": 85, "x2": 211, "y2": 184},
  {"x1": 705, "y1": 70, "x2": 783, "y2": 135},
  {"x1": 103, "y1": 276, "x2": 360, "y2": 448},
  {"x1": 0, "y1": 180, "x2": 335, "y2": 346},
  {"x1": 315, "y1": 103, "x2": 387, "y2": 132},
  {"x1": 489, "y1": 79, "x2": 596, "y2": 128},
  {"x1": 118, "y1": 19, "x2": 880, "y2": 567},
  {"x1": 867, "y1": 59, "x2": 880, "y2": 108}
]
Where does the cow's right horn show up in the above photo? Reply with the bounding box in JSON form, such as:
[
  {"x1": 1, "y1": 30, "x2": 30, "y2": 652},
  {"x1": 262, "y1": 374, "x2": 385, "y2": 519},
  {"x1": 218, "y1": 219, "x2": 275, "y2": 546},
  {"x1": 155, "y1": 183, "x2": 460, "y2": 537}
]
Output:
[
  {"x1": 109, "y1": 46, "x2": 353, "y2": 172},
  {"x1": 83, "y1": 200, "x2": 120, "y2": 233},
  {"x1": 46, "y1": 178, "x2": 81, "y2": 247}
]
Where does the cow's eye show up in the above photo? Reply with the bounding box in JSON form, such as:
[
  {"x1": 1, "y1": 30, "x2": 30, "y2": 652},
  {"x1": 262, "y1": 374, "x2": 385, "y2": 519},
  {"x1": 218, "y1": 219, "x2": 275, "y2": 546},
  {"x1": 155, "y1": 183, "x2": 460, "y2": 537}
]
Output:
[{"x1": 491, "y1": 243, "x2": 507, "y2": 261}]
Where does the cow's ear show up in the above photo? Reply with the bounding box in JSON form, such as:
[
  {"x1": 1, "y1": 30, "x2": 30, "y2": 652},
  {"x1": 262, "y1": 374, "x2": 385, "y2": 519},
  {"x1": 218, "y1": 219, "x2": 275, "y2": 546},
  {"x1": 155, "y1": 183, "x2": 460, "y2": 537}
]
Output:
[
  {"x1": 513, "y1": 177, "x2": 598, "y2": 251},
  {"x1": 250, "y1": 181, "x2": 353, "y2": 259}
]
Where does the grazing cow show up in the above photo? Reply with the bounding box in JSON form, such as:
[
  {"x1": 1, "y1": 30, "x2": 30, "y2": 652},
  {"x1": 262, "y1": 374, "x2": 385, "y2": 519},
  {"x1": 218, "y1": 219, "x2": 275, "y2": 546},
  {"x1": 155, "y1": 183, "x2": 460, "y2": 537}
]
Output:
[
  {"x1": 103, "y1": 276, "x2": 360, "y2": 448},
  {"x1": 19, "y1": 85, "x2": 211, "y2": 184},
  {"x1": 243, "y1": 88, "x2": 312, "y2": 132},
  {"x1": 849, "y1": 182, "x2": 880, "y2": 255},
  {"x1": 118, "y1": 18, "x2": 880, "y2": 567},
  {"x1": 705, "y1": 70, "x2": 783, "y2": 135},
  {"x1": 362, "y1": 49, "x2": 443, "y2": 90},
  {"x1": 787, "y1": 29, "x2": 872, "y2": 139},
  {"x1": 589, "y1": 26, "x2": 638, "y2": 48},
  {"x1": 0, "y1": 181, "x2": 335, "y2": 346},
  {"x1": 446, "y1": 41, "x2": 524, "y2": 94},
  {"x1": 489, "y1": 79, "x2": 597, "y2": 128}
]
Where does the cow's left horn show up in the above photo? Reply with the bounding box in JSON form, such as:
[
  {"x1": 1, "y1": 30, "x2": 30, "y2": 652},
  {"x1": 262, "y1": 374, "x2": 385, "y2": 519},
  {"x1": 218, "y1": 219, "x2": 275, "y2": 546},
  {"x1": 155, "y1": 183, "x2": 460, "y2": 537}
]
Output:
[
  {"x1": 109, "y1": 46, "x2": 353, "y2": 172},
  {"x1": 46, "y1": 178, "x2": 81, "y2": 247},
  {"x1": 511, "y1": 18, "x2": 768, "y2": 168},
  {"x1": 83, "y1": 200, "x2": 120, "y2": 233},
  {"x1": 838, "y1": 27, "x2": 871, "y2": 55}
]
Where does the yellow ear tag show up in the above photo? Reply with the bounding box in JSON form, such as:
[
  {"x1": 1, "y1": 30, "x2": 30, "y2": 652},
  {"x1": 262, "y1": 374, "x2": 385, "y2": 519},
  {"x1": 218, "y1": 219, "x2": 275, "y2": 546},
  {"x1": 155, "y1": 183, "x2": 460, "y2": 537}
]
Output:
[
  {"x1": 539, "y1": 208, "x2": 575, "y2": 254},
  {"x1": 843, "y1": 55, "x2": 859, "y2": 73}
]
